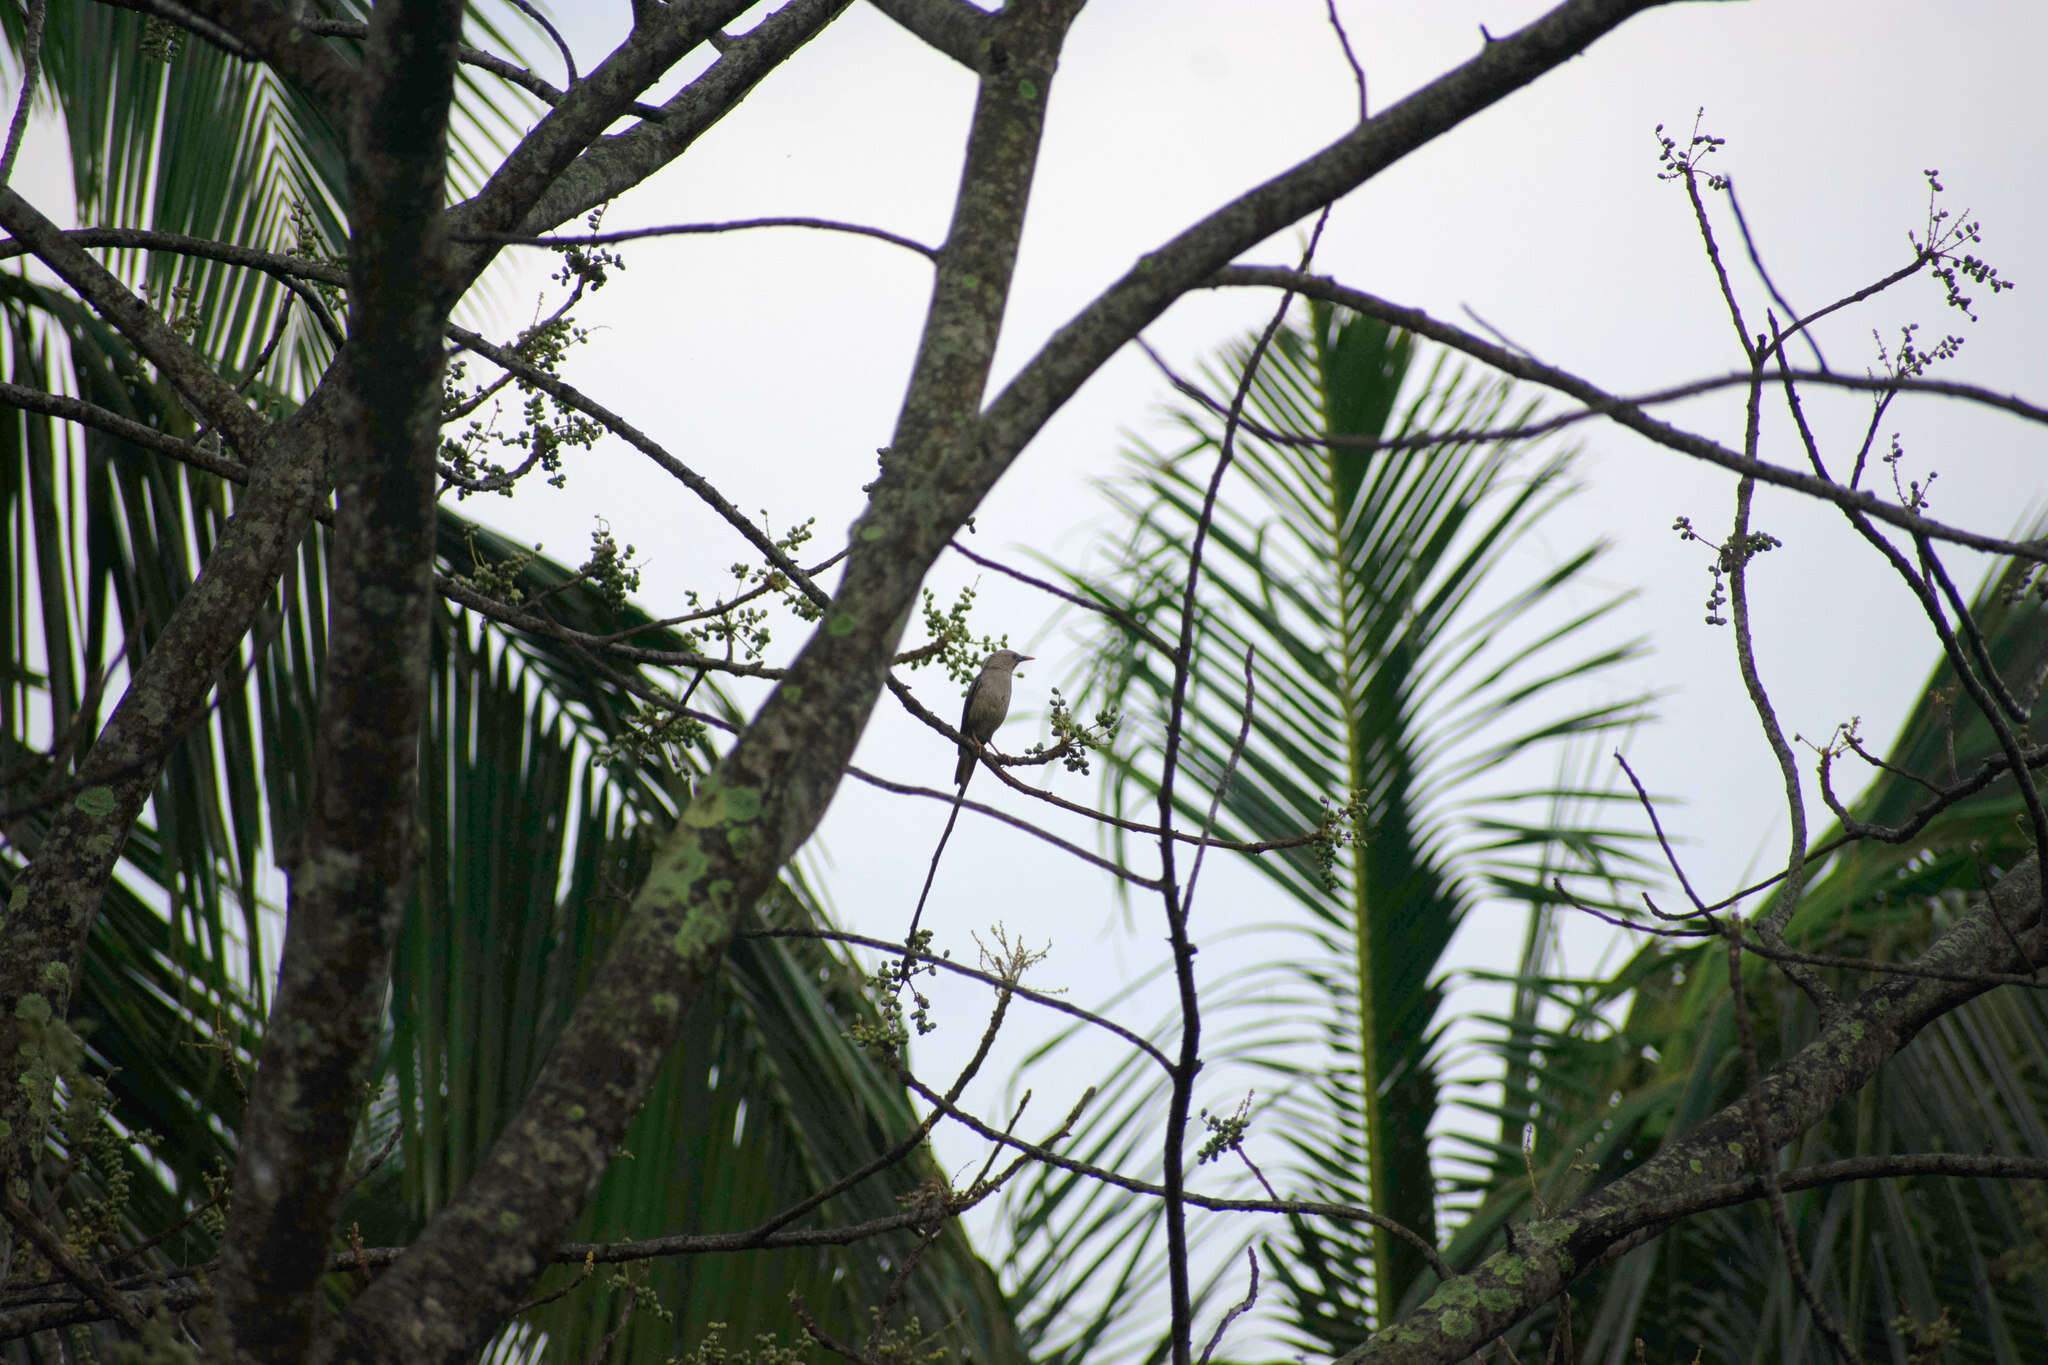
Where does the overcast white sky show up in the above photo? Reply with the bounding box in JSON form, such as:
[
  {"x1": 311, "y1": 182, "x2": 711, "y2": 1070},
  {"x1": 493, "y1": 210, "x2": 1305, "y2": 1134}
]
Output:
[
  {"x1": 21, "y1": 0, "x2": 2048, "y2": 1349},
  {"x1": 431, "y1": 0, "x2": 2048, "y2": 1339}
]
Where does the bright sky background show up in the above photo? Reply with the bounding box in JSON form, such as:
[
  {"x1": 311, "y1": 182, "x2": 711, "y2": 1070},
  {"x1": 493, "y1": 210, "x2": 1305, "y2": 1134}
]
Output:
[
  {"x1": 18, "y1": 0, "x2": 2048, "y2": 1351},
  {"x1": 442, "y1": 0, "x2": 2048, "y2": 1344}
]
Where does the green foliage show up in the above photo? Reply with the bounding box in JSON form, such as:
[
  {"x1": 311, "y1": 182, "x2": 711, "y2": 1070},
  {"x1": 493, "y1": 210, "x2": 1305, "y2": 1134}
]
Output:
[
  {"x1": 0, "y1": 7, "x2": 1027, "y2": 1361},
  {"x1": 1453, "y1": 553, "x2": 2048, "y2": 1364},
  {"x1": 1003, "y1": 301, "x2": 1654, "y2": 1360}
]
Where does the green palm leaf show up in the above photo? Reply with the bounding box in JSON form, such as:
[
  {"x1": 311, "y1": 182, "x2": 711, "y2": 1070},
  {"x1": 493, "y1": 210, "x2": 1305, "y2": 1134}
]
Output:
[
  {"x1": 1458, "y1": 551, "x2": 2048, "y2": 1364},
  {"x1": 2, "y1": 10, "x2": 1027, "y2": 1359},
  {"x1": 1, "y1": 298, "x2": 1024, "y2": 1362},
  {"x1": 1003, "y1": 300, "x2": 1654, "y2": 1360}
]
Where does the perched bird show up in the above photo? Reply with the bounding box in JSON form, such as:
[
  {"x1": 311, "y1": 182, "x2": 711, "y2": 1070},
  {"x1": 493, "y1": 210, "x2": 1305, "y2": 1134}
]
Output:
[{"x1": 955, "y1": 649, "x2": 1033, "y2": 788}]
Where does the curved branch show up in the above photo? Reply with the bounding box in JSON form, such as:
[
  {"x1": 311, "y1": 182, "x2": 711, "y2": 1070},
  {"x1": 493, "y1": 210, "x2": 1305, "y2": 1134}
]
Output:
[
  {"x1": 1209, "y1": 267, "x2": 2048, "y2": 566},
  {"x1": 461, "y1": 215, "x2": 939, "y2": 260}
]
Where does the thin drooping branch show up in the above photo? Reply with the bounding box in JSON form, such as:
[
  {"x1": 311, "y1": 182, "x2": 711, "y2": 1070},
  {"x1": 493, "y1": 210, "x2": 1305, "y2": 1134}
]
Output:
[
  {"x1": 949, "y1": 536, "x2": 1179, "y2": 655},
  {"x1": 503, "y1": 0, "x2": 576, "y2": 87},
  {"x1": 444, "y1": 322, "x2": 835, "y2": 609},
  {"x1": 1724, "y1": 177, "x2": 1825, "y2": 368},
  {"x1": 462, "y1": 215, "x2": 940, "y2": 260}
]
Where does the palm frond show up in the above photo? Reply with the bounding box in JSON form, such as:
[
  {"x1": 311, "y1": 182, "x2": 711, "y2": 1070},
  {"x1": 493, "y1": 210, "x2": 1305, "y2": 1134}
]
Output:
[
  {"x1": 1003, "y1": 301, "x2": 1654, "y2": 1358},
  {"x1": 1462, "y1": 549, "x2": 2048, "y2": 1364},
  {"x1": 1, "y1": 10, "x2": 1028, "y2": 1355}
]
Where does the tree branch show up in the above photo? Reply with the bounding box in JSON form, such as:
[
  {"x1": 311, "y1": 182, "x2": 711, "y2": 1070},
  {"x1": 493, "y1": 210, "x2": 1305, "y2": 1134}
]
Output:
[
  {"x1": 213, "y1": 3, "x2": 467, "y2": 1358},
  {"x1": 1336, "y1": 854, "x2": 2046, "y2": 1363},
  {"x1": 326, "y1": 4, "x2": 1083, "y2": 1358},
  {"x1": 0, "y1": 198, "x2": 349, "y2": 1218},
  {"x1": 0, "y1": 380, "x2": 252, "y2": 483},
  {"x1": 978, "y1": 0, "x2": 1678, "y2": 477},
  {"x1": 1209, "y1": 266, "x2": 2048, "y2": 566},
  {"x1": 447, "y1": 0, "x2": 758, "y2": 247},
  {"x1": 472, "y1": 0, "x2": 855, "y2": 242},
  {"x1": 0, "y1": 191, "x2": 272, "y2": 452},
  {"x1": 186, "y1": 0, "x2": 361, "y2": 126},
  {"x1": 866, "y1": 0, "x2": 995, "y2": 68}
]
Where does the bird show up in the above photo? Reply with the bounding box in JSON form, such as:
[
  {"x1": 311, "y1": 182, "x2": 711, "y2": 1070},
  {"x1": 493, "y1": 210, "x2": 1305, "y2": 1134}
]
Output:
[{"x1": 955, "y1": 649, "x2": 1033, "y2": 788}]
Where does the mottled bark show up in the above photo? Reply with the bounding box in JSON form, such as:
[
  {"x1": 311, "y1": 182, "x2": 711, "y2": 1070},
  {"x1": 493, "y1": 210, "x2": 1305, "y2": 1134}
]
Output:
[
  {"x1": 327, "y1": 1, "x2": 1086, "y2": 1356},
  {"x1": 0, "y1": 0, "x2": 851, "y2": 1267},
  {"x1": 213, "y1": 3, "x2": 467, "y2": 1359}
]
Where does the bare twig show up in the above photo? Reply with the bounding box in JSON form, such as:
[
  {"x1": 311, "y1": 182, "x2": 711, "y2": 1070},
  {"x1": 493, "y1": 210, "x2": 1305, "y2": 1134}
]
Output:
[
  {"x1": 1724, "y1": 178, "x2": 1824, "y2": 369},
  {"x1": 463, "y1": 216, "x2": 939, "y2": 260},
  {"x1": 1613, "y1": 751, "x2": 1709, "y2": 915},
  {"x1": 1324, "y1": 0, "x2": 1368, "y2": 120},
  {"x1": 1196, "y1": 1248, "x2": 1260, "y2": 1365},
  {"x1": 1718, "y1": 301, "x2": 1829, "y2": 1008},
  {"x1": 948, "y1": 537, "x2": 1177, "y2": 656},
  {"x1": 0, "y1": 0, "x2": 48, "y2": 192},
  {"x1": 1205, "y1": 269, "x2": 2048, "y2": 567},
  {"x1": 505, "y1": 0, "x2": 577, "y2": 86},
  {"x1": 742, "y1": 925, "x2": 1175, "y2": 1070},
  {"x1": 1150, "y1": 206, "x2": 1331, "y2": 1365}
]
